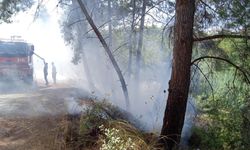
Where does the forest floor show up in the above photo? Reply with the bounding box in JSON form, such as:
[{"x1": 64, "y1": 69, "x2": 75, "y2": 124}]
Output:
[{"x1": 0, "y1": 81, "x2": 90, "y2": 150}]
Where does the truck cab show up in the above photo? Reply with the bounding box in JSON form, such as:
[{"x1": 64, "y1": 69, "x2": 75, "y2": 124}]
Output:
[{"x1": 0, "y1": 40, "x2": 34, "y2": 83}]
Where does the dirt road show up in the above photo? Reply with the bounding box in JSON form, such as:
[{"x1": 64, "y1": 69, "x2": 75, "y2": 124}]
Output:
[{"x1": 0, "y1": 82, "x2": 89, "y2": 150}]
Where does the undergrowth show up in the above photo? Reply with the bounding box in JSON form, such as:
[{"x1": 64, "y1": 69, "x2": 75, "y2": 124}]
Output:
[{"x1": 65, "y1": 100, "x2": 160, "y2": 150}]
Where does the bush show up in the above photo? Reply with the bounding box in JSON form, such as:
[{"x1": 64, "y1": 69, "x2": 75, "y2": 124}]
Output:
[
  {"x1": 99, "y1": 125, "x2": 136, "y2": 150},
  {"x1": 65, "y1": 100, "x2": 160, "y2": 150}
]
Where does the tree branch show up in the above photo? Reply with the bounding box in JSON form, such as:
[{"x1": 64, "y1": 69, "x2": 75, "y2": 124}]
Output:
[
  {"x1": 67, "y1": 19, "x2": 86, "y2": 27},
  {"x1": 194, "y1": 34, "x2": 250, "y2": 42},
  {"x1": 134, "y1": 0, "x2": 165, "y2": 26},
  {"x1": 161, "y1": 15, "x2": 175, "y2": 49},
  {"x1": 112, "y1": 42, "x2": 128, "y2": 55},
  {"x1": 83, "y1": 20, "x2": 110, "y2": 36},
  {"x1": 190, "y1": 59, "x2": 201, "y2": 81},
  {"x1": 146, "y1": 12, "x2": 165, "y2": 24},
  {"x1": 192, "y1": 63, "x2": 215, "y2": 101},
  {"x1": 199, "y1": 0, "x2": 217, "y2": 14},
  {"x1": 191, "y1": 56, "x2": 250, "y2": 84}
]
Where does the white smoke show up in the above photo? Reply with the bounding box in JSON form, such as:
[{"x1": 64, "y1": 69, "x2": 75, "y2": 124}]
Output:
[
  {"x1": 0, "y1": 1, "x2": 197, "y2": 138},
  {"x1": 0, "y1": 0, "x2": 78, "y2": 84}
]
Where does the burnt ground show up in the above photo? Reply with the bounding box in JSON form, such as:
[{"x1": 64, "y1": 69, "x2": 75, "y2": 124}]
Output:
[{"x1": 0, "y1": 82, "x2": 90, "y2": 150}]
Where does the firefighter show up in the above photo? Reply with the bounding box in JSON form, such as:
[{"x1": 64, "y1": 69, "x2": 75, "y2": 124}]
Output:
[
  {"x1": 51, "y1": 62, "x2": 57, "y2": 84},
  {"x1": 43, "y1": 61, "x2": 49, "y2": 86}
]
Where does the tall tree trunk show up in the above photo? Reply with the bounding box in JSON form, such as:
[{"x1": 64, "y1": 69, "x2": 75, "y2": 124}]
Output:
[
  {"x1": 160, "y1": 0, "x2": 195, "y2": 149},
  {"x1": 128, "y1": 0, "x2": 136, "y2": 78},
  {"x1": 135, "y1": 0, "x2": 146, "y2": 81},
  {"x1": 77, "y1": 0, "x2": 130, "y2": 110}
]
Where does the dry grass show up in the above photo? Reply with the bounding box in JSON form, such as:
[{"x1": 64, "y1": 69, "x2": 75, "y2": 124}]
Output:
[
  {"x1": 0, "y1": 100, "x2": 162, "y2": 150},
  {"x1": 99, "y1": 120, "x2": 161, "y2": 150},
  {"x1": 62, "y1": 100, "x2": 162, "y2": 150},
  {"x1": 0, "y1": 115, "x2": 66, "y2": 150}
]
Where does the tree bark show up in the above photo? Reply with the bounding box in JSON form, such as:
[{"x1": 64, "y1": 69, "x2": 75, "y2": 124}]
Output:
[
  {"x1": 135, "y1": 0, "x2": 146, "y2": 81},
  {"x1": 160, "y1": 0, "x2": 195, "y2": 149},
  {"x1": 77, "y1": 0, "x2": 130, "y2": 110}
]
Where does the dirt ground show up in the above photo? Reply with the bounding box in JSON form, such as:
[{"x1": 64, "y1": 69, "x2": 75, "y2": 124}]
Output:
[{"x1": 0, "y1": 81, "x2": 89, "y2": 150}]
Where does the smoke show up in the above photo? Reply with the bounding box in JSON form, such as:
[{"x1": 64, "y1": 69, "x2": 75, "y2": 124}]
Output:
[
  {"x1": 0, "y1": 0, "x2": 79, "y2": 84},
  {"x1": 58, "y1": 1, "x2": 197, "y2": 137},
  {"x1": 181, "y1": 97, "x2": 197, "y2": 145},
  {"x1": 0, "y1": 1, "x2": 87, "y2": 118},
  {"x1": 68, "y1": 32, "x2": 173, "y2": 132},
  {"x1": 0, "y1": 1, "x2": 197, "y2": 142}
]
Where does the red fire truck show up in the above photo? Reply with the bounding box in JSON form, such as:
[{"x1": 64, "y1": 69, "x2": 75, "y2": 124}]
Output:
[{"x1": 0, "y1": 39, "x2": 34, "y2": 83}]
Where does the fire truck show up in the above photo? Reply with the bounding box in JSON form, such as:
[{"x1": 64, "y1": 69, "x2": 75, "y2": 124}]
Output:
[{"x1": 0, "y1": 39, "x2": 35, "y2": 83}]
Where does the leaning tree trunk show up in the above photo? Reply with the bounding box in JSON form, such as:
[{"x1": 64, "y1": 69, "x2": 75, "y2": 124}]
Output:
[
  {"x1": 160, "y1": 0, "x2": 195, "y2": 150},
  {"x1": 77, "y1": 0, "x2": 130, "y2": 110}
]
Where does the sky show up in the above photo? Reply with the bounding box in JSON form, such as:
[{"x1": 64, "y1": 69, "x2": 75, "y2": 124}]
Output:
[{"x1": 0, "y1": 0, "x2": 79, "y2": 81}]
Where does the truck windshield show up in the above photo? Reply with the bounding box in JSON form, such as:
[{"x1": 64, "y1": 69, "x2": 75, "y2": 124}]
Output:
[{"x1": 0, "y1": 42, "x2": 29, "y2": 57}]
